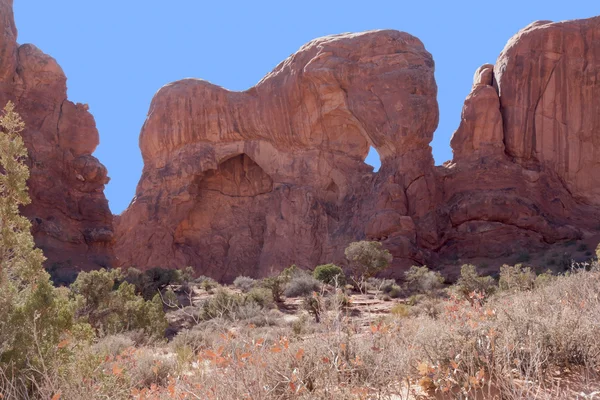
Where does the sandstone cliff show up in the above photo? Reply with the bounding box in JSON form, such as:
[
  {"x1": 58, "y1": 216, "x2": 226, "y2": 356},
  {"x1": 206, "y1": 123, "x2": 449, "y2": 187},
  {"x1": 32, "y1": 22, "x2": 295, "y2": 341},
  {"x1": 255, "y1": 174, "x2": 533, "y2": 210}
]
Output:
[
  {"x1": 117, "y1": 16, "x2": 600, "y2": 279},
  {"x1": 0, "y1": 0, "x2": 114, "y2": 272},
  {"x1": 115, "y1": 30, "x2": 439, "y2": 280}
]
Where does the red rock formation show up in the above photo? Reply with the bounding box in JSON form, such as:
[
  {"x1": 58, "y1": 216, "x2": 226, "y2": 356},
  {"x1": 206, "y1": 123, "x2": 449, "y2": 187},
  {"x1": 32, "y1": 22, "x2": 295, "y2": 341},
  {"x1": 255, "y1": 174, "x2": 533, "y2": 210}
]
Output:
[
  {"x1": 440, "y1": 17, "x2": 600, "y2": 262},
  {"x1": 115, "y1": 30, "x2": 439, "y2": 280},
  {"x1": 113, "y1": 15, "x2": 597, "y2": 280},
  {"x1": 0, "y1": 0, "x2": 113, "y2": 272},
  {"x1": 116, "y1": 16, "x2": 600, "y2": 280}
]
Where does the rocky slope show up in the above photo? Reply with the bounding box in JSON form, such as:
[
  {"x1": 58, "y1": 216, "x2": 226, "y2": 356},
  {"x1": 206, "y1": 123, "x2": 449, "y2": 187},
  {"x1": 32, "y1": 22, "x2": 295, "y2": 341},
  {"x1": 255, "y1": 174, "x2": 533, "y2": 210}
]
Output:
[
  {"x1": 116, "y1": 16, "x2": 600, "y2": 280},
  {"x1": 0, "y1": 0, "x2": 114, "y2": 272}
]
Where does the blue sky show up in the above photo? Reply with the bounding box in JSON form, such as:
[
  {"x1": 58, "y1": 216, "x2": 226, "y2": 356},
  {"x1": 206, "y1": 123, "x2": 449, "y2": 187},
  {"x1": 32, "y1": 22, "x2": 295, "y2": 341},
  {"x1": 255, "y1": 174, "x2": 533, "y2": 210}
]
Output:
[{"x1": 14, "y1": 1, "x2": 598, "y2": 214}]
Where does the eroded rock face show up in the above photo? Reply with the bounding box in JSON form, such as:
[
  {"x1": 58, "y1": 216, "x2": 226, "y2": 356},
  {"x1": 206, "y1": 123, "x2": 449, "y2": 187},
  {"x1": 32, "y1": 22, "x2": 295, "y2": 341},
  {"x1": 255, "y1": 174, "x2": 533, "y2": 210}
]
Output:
[
  {"x1": 495, "y1": 18, "x2": 600, "y2": 206},
  {"x1": 115, "y1": 30, "x2": 439, "y2": 280},
  {"x1": 0, "y1": 0, "x2": 113, "y2": 271},
  {"x1": 440, "y1": 17, "x2": 600, "y2": 262},
  {"x1": 117, "y1": 17, "x2": 600, "y2": 280}
]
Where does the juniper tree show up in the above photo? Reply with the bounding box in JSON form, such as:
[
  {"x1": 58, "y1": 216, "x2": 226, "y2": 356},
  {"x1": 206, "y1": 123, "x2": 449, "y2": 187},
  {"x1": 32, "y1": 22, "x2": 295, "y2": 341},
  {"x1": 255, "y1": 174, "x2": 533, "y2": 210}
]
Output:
[
  {"x1": 344, "y1": 241, "x2": 392, "y2": 291},
  {"x1": 0, "y1": 101, "x2": 72, "y2": 369}
]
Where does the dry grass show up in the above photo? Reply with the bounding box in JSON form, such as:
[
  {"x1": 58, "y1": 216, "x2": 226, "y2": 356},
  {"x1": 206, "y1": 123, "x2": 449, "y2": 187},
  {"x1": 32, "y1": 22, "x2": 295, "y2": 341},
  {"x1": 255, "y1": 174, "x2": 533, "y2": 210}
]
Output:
[{"x1": 2, "y1": 266, "x2": 600, "y2": 399}]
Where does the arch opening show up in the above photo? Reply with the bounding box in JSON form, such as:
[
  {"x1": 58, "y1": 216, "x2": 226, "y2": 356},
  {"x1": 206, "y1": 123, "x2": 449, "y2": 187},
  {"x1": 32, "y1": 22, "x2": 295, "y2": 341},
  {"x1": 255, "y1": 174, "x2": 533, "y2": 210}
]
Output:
[{"x1": 364, "y1": 146, "x2": 382, "y2": 172}]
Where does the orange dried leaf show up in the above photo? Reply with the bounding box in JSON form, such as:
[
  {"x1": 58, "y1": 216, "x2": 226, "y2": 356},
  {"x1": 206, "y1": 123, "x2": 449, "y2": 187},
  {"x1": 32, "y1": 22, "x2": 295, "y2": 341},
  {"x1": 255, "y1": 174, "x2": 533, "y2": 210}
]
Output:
[
  {"x1": 271, "y1": 346, "x2": 282, "y2": 353},
  {"x1": 205, "y1": 350, "x2": 217, "y2": 359},
  {"x1": 295, "y1": 348, "x2": 304, "y2": 361},
  {"x1": 51, "y1": 393, "x2": 61, "y2": 400},
  {"x1": 57, "y1": 339, "x2": 70, "y2": 349},
  {"x1": 112, "y1": 364, "x2": 124, "y2": 376}
]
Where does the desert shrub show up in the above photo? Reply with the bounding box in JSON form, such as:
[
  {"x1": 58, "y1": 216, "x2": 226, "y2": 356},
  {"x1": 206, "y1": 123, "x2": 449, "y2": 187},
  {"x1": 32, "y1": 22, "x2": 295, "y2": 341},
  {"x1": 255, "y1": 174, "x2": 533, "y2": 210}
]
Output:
[
  {"x1": 261, "y1": 265, "x2": 296, "y2": 303},
  {"x1": 244, "y1": 287, "x2": 274, "y2": 309},
  {"x1": 195, "y1": 275, "x2": 219, "y2": 291},
  {"x1": 170, "y1": 327, "x2": 208, "y2": 366},
  {"x1": 129, "y1": 349, "x2": 176, "y2": 388},
  {"x1": 200, "y1": 288, "x2": 243, "y2": 320},
  {"x1": 244, "y1": 309, "x2": 284, "y2": 328},
  {"x1": 91, "y1": 334, "x2": 135, "y2": 357},
  {"x1": 404, "y1": 265, "x2": 445, "y2": 295},
  {"x1": 454, "y1": 264, "x2": 497, "y2": 300},
  {"x1": 233, "y1": 275, "x2": 257, "y2": 292},
  {"x1": 410, "y1": 297, "x2": 443, "y2": 319},
  {"x1": 534, "y1": 269, "x2": 556, "y2": 288},
  {"x1": 345, "y1": 241, "x2": 393, "y2": 287},
  {"x1": 71, "y1": 269, "x2": 167, "y2": 337},
  {"x1": 313, "y1": 264, "x2": 345, "y2": 286},
  {"x1": 232, "y1": 302, "x2": 263, "y2": 321},
  {"x1": 283, "y1": 273, "x2": 321, "y2": 297},
  {"x1": 124, "y1": 267, "x2": 182, "y2": 300},
  {"x1": 498, "y1": 263, "x2": 536, "y2": 292},
  {"x1": 325, "y1": 289, "x2": 351, "y2": 310},
  {"x1": 302, "y1": 293, "x2": 324, "y2": 322},
  {"x1": 386, "y1": 284, "x2": 403, "y2": 298},
  {"x1": 390, "y1": 303, "x2": 411, "y2": 318}
]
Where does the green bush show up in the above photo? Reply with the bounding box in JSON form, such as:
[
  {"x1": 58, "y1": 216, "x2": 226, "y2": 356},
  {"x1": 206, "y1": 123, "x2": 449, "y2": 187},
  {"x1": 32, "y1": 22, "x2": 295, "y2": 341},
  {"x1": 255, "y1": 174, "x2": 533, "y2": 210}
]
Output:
[
  {"x1": 498, "y1": 264, "x2": 536, "y2": 292},
  {"x1": 313, "y1": 264, "x2": 345, "y2": 286},
  {"x1": 404, "y1": 266, "x2": 445, "y2": 295},
  {"x1": 196, "y1": 276, "x2": 219, "y2": 291},
  {"x1": 244, "y1": 287, "x2": 274, "y2": 309},
  {"x1": 71, "y1": 269, "x2": 167, "y2": 337},
  {"x1": 200, "y1": 288, "x2": 243, "y2": 320},
  {"x1": 455, "y1": 264, "x2": 497, "y2": 300},
  {"x1": 345, "y1": 241, "x2": 393, "y2": 285},
  {"x1": 284, "y1": 273, "x2": 321, "y2": 297},
  {"x1": 233, "y1": 276, "x2": 257, "y2": 293},
  {"x1": 124, "y1": 267, "x2": 184, "y2": 300},
  {"x1": 261, "y1": 265, "x2": 297, "y2": 303}
]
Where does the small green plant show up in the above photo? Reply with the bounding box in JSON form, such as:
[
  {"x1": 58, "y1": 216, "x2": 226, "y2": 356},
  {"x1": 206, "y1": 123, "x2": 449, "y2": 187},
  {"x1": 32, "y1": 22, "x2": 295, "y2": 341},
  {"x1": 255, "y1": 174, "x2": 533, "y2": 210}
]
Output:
[
  {"x1": 261, "y1": 265, "x2": 297, "y2": 303},
  {"x1": 313, "y1": 264, "x2": 345, "y2": 286},
  {"x1": 454, "y1": 264, "x2": 497, "y2": 300},
  {"x1": 404, "y1": 266, "x2": 445, "y2": 295},
  {"x1": 498, "y1": 264, "x2": 536, "y2": 292}
]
